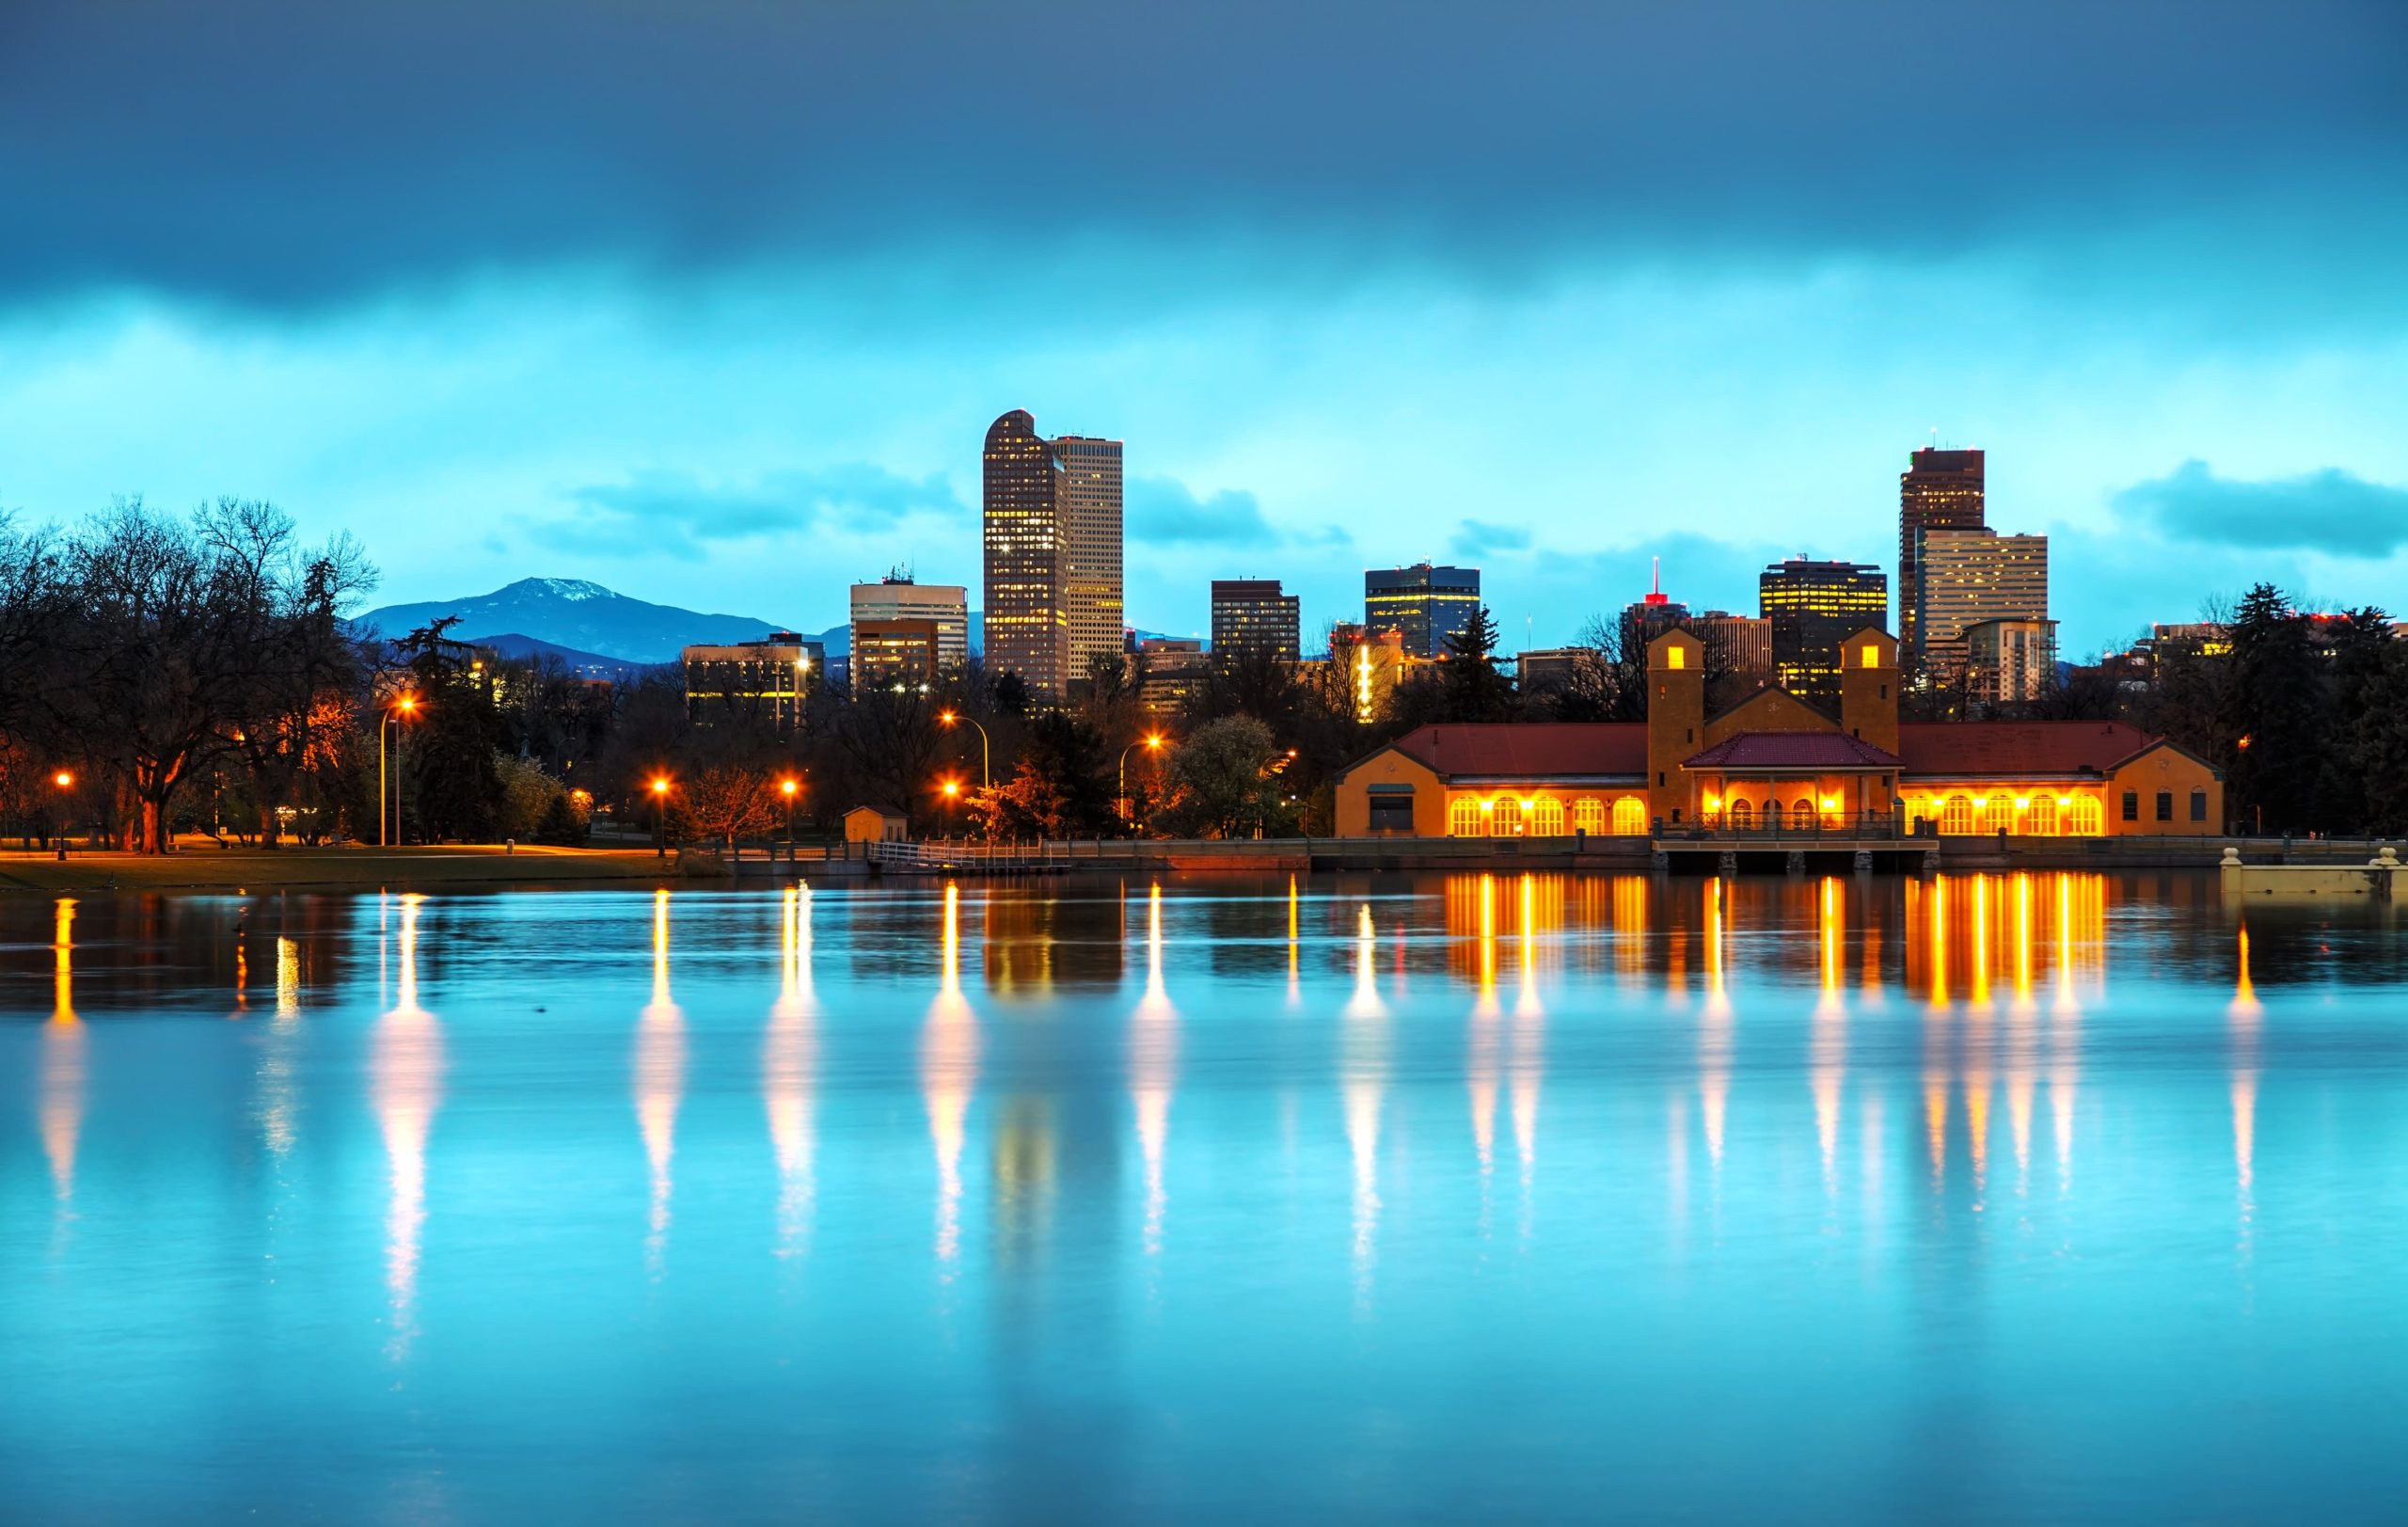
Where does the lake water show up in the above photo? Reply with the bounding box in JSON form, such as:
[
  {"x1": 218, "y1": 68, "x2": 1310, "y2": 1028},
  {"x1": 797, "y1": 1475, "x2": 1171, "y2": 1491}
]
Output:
[{"x1": 3, "y1": 871, "x2": 2404, "y2": 1524}]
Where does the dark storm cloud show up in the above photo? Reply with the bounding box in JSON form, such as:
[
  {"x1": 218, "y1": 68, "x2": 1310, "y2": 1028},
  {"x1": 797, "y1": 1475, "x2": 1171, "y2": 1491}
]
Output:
[
  {"x1": 1450, "y1": 519, "x2": 1534, "y2": 559},
  {"x1": 561, "y1": 463, "x2": 962, "y2": 558},
  {"x1": 1126, "y1": 477, "x2": 1350, "y2": 550},
  {"x1": 2113, "y1": 460, "x2": 2408, "y2": 557},
  {"x1": 4, "y1": 0, "x2": 2402, "y2": 309}
]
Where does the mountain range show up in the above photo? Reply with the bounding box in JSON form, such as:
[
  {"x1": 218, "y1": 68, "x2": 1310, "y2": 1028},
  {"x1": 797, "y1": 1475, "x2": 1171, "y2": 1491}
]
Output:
[{"x1": 357, "y1": 578, "x2": 814, "y2": 665}]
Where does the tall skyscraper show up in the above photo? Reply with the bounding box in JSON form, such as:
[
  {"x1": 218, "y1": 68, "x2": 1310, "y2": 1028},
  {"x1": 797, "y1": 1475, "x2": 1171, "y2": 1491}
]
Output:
[
  {"x1": 982, "y1": 410, "x2": 1123, "y2": 700},
  {"x1": 1618, "y1": 560, "x2": 1690, "y2": 657},
  {"x1": 1210, "y1": 578, "x2": 1302, "y2": 665},
  {"x1": 1365, "y1": 563, "x2": 1481, "y2": 658},
  {"x1": 1913, "y1": 529, "x2": 2049, "y2": 684},
  {"x1": 1898, "y1": 447, "x2": 1986, "y2": 669},
  {"x1": 1759, "y1": 558, "x2": 1888, "y2": 707}
]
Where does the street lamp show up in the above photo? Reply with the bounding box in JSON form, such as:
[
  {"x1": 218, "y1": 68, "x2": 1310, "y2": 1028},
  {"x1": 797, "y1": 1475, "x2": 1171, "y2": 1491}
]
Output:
[
  {"x1": 650, "y1": 775, "x2": 673, "y2": 859},
  {"x1": 379, "y1": 695, "x2": 418, "y2": 848},
  {"x1": 780, "y1": 776, "x2": 800, "y2": 861},
  {"x1": 938, "y1": 710, "x2": 990, "y2": 789},
  {"x1": 1119, "y1": 732, "x2": 1166, "y2": 823},
  {"x1": 51, "y1": 770, "x2": 72, "y2": 857}
]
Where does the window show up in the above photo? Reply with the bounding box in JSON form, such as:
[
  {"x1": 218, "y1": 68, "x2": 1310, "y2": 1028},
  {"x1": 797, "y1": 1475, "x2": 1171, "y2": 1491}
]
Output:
[
  {"x1": 1790, "y1": 799, "x2": 1816, "y2": 831},
  {"x1": 1532, "y1": 797, "x2": 1565, "y2": 835},
  {"x1": 1729, "y1": 798, "x2": 1753, "y2": 830},
  {"x1": 2191, "y1": 788, "x2": 2208, "y2": 823},
  {"x1": 2155, "y1": 790, "x2": 2174, "y2": 822},
  {"x1": 1368, "y1": 785, "x2": 1415, "y2": 835},
  {"x1": 2121, "y1": 790, "x2": 2139, "y2": 822},
  {"x1": 1861, "y1": 643, "x2": 1879, "y2": 668},
  {"x1": 1449, "y1": 797, "x2": 1484, "y2": 837},
  {"x1": 1942, "y1": 795, "x2": 1975, "y2": 835},
  {"x1": 2028, "y1": 794, "x2": 2058, "y2": 836},
  {"x1": 1613, "y1": 797, "x2": 1648, "y2": 835},
  {"x1": 2069, "y1": 796, "x2": 2103, "y2": 835},
  {"x1": 1573, "y1": 797, "x2": 1607, "y2": 835},
  {"x1": 1657, "y1": 771, "x2": 1666, "y2": 787},
  {"x1": 1667, "y1": 645, "x2": 1686, "y2": 670}
]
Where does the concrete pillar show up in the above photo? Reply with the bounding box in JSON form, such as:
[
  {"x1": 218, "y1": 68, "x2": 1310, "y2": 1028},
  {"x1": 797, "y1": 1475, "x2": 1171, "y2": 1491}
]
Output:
[
  {"x1": 1717, "y1": 850, "x2": 1737, "y2": 877},
  {"x1": 1853, "y1": 850, "x2": 1873, "y2": 874},
  {"x1": 1923, "y1": 849, "x2": 1942, "y2": 877},
  {"x1": 1651, "y1": 849, "x2": 1670, "y2": 873},
  {"x1": 1784, "y1": 850, "x2": 1805, "y2": 875}
]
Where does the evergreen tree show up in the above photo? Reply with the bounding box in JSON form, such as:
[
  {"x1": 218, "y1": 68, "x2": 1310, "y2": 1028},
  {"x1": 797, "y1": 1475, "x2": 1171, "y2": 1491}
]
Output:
[
  {"x1": 1439, "y1": 605, "x2": 1515, "y2": 723},
  {"x1": 2221, "y1": 584, "x2": 2327, "y2": 835}
]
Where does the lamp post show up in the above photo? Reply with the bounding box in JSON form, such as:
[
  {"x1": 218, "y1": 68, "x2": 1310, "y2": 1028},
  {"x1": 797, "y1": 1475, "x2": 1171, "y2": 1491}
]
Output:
[
  {"x1": 938, "y1": 710, "x2": 990, "y2": 789},
  {"x1": 650, "y1": 776, "x2": 673, "y2": 859},
  {"x1": 942, "y1": 776, "x2": 960, "y2": 837},
  {"x1": 51, "y1": 771, "x2": 72, "y2": 857},
  {"x1": 780, "y1": 776, "x2": 800, "y2": 862},
  {"x1": 1119, "y1": 733, "x2": 1166, "y2": 823},
  {"x1": 379, "y1": 696, "x2": 417, "y2": 848}
]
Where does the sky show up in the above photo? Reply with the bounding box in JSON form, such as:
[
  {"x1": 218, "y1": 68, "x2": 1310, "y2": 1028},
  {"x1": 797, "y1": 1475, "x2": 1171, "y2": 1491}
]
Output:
[{"x1": 3, "y1": 0, "x2": 2405, "y2": 657}]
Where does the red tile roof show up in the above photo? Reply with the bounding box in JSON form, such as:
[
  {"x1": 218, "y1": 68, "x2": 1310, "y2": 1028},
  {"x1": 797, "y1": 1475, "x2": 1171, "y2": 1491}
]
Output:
[
  {"x1": 1681, "y1": 732, "x2": 1903, "y2": 771},
  {"x1": 1387, "y1": 724, "x2": 1646, "y2": 781},
  {"x1": 1896, "y1": 721, "x2": 2159, "y2": 778}
]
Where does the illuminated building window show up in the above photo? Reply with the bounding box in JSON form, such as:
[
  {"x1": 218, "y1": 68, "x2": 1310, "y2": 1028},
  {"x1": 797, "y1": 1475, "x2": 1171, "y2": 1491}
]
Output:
[
  {"x1": 1573, "y1": 797, "x2": 1607, "y2": 835},
  {"x1": 2028, "y1": 794, "x2": 2058, "y2": 836},
  {"x1": 1666, "y1": 644, "x2": 1686, "y2": 670},
  {"x1": 1449, "y1": 797, "x2": 1485, "y2": 837},
  {"x1": 1728, "y1": 798, "x2": 1753, "y2": 831},
  {"x1": 1861, "y1": 643, "x2": 1879, "y2": 668},
  {"x1": 1941, "y1": 795, "x2": 1974, "y2": 835},
  {"x1": 1532, "y1": 797, "x2": 1565, "y2": 835},
  {"x1": 1613, "y1": 797, "x2": 1647, "y2": 835},
  {"x1": 2069, "y1": 795, "x2": 2103, "y2": 835},
  {"x1": 1789, "y1": 799, "x2": 1815, "y2": 831}
]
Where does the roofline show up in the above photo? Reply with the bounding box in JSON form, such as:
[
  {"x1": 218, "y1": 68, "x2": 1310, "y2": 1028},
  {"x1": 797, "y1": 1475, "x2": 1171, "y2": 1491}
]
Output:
[{"x1": 2104, "y1": 735, "x2": 2226, "y2": 780}]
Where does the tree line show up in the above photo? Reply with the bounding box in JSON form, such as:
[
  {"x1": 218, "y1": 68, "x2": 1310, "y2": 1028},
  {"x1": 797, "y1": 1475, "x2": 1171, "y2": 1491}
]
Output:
[{"x1": 6, "y1": 500, "x2": 2394, "y2": 849}]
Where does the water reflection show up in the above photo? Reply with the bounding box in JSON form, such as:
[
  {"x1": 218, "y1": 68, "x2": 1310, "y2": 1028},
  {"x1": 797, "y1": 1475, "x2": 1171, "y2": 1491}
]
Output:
[
  {"x1": 370, "y1": 893, "x2": 442, "y2": 1353},
  {"x1": 1510, "y1": 875, "x2": 1545, "y2": 1198},
  {"x1": 635, "y1": 889, "x2": 683, "y2": 1275},
  {"x1": 2231, "y1": 924, "x2": 2261, "y2": 1241},
  {"x1": 1466, "y1": 876, "x2": 1500, "y2": 1186},
  {"x1": 1811, "y1": 878, "x2": 1845, "y2": 1197},
  {"x1": 765, "y1": 885, "x2": 818, "y2": 1259},
  {"x1": 1131, "y1": 883, "x2": 1176, "y2": 1255},
  {"x1": 261, "y1": 935, "x2": 303, "y2": 1157},
  {"x1": 923, "y1": 882, "x2": 977, "y2": 1270},
  {"x1": 1342, "y1": 902, "x2": 1386, "y2": 1301},
  {"x1": 1700, "y1": 878, "x2": 1731, "y2": 1173},
  {"x1": 41, "y1": 898, "x2": 84, "y2": 1207}
]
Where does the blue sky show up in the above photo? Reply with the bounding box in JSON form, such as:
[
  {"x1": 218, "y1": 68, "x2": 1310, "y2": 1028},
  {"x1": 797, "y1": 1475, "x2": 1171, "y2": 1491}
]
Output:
[{"x1": 3, "y1": 0, "x2": 2404, "y2": 656}]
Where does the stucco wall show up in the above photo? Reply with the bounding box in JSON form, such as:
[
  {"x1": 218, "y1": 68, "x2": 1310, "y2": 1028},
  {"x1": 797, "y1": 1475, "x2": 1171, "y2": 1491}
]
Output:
[{"x1": 1334, "y1": 748, "x2": 1448, "y2": 836}]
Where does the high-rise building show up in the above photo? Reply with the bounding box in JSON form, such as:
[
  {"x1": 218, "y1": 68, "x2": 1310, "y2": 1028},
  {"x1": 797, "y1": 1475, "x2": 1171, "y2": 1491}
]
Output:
[
  {"x1": 1759, "y1": 559, "x2": 1888, "y2": 707},
  {"x1": 1210, "y1": 578, "x2": 1302, "y2": 665},
  {"x1": 1898, "y1": 447, "x2": 1986, "y2": 670},
  {"x1": 849, "y1": 574, "x2": 968, "y2": 681},
  {"x1": 1913, "y1": 529, "x2": 2049, "y2": 684},
  {"x1": 982, "y1": 409, "x2": 1123, "y2": 701},
  {"x1": 682, "y1": 632, "x2": 824, "y2": 733},
  {"x1": 1365, "y1": 563, "x2": 1481, "y2": 659},
  {"x1": 1130, "y1": 635, "x2": 1212, "y2": 717},
  {"x1": 1692, "y1": 612, "x2": 1774, "y2": 679},
  {"x1": 1619, "y1": 562, "x2": 1690, "y2": 658},
  {"x1": 1325, "y1": 622, "x2": 1420, "y2": 724},
  {"x1": 1965, "y1": 617, "x2": 2059, "y2": 705}
]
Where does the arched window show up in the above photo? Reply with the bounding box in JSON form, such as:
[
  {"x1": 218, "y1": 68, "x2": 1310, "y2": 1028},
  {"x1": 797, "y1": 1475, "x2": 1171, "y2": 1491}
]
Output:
[
  {"x1": 1728, "y1": 798, "x2": 1753, "y2": 831},
  {"x1": 2027, "y1": 794, "x2": 2059, "y2": 836},
  {"x1": 1449, "y1": 797, "x2": 1485, "y2": 837},
  {"x1": 2069, "y1": 795, "x2": 2103, "y2": 835},
  {"x1": 1532, "y1": 796, "x2": 1566, "y2": 835},
  {"x1": 1942, "y1": 795, "x2": 1975, "y2": 835},
  {"x1": 1613, "y1": 797, "x2": 1648, "y2": 835},
  {"x1": 1573, "y1": 797, "x2": 1607, "y2": 835},
  {"x1": 1789, "y1": 798, "x2": 1816, "y2": 831}
]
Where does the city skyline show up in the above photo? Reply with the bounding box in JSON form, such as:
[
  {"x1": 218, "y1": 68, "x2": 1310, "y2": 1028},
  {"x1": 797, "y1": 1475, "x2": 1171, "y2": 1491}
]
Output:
[{"x1": 4, "y1": 3, "x2": 2403, "y2": 659}]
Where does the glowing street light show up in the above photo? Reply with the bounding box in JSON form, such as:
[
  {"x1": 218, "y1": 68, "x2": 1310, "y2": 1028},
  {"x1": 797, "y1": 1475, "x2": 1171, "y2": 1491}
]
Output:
[
  {"x1": 650, "y1": 775, "x2": 673, "y2": 859},
  {"x1": 937, "y1": 709, "x2": 990, "y2": 789},
  {"x1": 379, "y1": 695, "x2": 419, "y2": 849},
  {"x1": 53, "y1": 771, "x2": 72, "y2": 789},
  {"x1": 780, "y1": 776, "x2": 800, "y2": 861},
  {"x1": 1119, "y1": 732, "x2": 1166, "y2": 824}
]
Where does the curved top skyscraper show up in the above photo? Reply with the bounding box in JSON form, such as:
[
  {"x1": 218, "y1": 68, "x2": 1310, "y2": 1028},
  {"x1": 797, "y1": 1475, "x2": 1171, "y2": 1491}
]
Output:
[{"x1": 982, "y1": 409, "x2": 1123, "y2": 701}]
